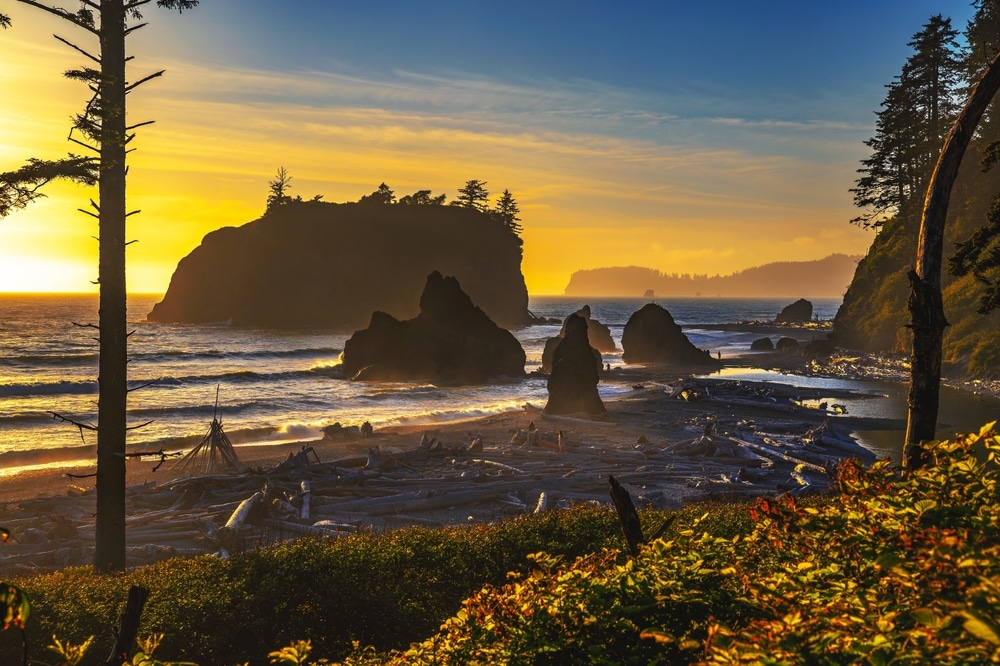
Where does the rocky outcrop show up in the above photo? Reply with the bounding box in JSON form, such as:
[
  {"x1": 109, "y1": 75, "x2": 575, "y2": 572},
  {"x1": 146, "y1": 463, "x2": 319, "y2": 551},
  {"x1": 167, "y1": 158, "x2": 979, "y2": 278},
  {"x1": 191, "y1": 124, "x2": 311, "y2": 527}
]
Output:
[
  {"x1": 340, "y1": 272, "x2": 525, "y2": 383},
  {"x1": 545, "y1": 314, "x2": 606, "y2": 416},
  {"x1": 831, "y1": 129, "x2": 1000, "y2": 376},
  {"x1": 750, "y1": 337, "x2": 774, "y2": 351},
  {"x1": 775, "y1": 299, "x2": 813, "y2": 323},
  {"x1": 560, "y1": 305, "x2": 616, "y2": 352},
  {"x1": 540, "y1": 305, "x2": 611, "y2": 373},
  {"x1": 540, "y1": 334, "x2": 602, "y2": 374},
  {"x1": 620, "y1": 304, "x2": 720, "y2": 367},
  {"x1": 147, "y1": 200, "x2": 532, "y2": 329}
]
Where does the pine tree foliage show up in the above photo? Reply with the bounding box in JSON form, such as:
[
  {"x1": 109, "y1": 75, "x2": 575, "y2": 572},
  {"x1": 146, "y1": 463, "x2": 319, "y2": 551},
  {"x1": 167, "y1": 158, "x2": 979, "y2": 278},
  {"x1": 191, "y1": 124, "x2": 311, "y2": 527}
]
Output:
[
  {"x1": 453, "y1": 179, "x2": 490, "y2": 212},
  {"x1": 0, "y1": 156, "x2": 97, "y2": 217},
  {"x1": 359, "y1": 182, "x2": 396, "y2": 205},
  {"x1": 492, "y1": 188, "x2": 522, "y2": 236},
  {"x1": 851, "y1": 15, "x2": 963, "y2": 229},
  {"x1": 950, "y1": 142, "x2": 1000, "y2": 314},
  {"x1": 399, "y1": 189, "x2": 446, "y2": 205},
  {"x1": 266, "y1": 167, "x2": 293, "y2": 212}
]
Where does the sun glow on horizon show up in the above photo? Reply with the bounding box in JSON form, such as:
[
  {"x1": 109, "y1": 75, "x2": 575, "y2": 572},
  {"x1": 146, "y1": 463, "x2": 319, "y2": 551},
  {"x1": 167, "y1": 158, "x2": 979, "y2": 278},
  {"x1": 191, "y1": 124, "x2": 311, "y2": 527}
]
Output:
[{"x1": 0, "y1": 11, "x2": 874, "y2": 297}]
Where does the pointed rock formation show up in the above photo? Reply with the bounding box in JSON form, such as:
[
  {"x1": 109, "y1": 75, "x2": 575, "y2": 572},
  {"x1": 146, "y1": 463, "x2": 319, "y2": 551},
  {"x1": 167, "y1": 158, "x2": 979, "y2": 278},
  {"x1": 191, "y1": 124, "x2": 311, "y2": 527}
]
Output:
[
  {"x1": 341, "y1": 272, "x2": 526, "y2": 383},
  {"x1": 544, "y1": 314, "x2": 606, "y2": 416},
  {"x1": 540, "y1": 305, "x2": 614, "y2": 373},
  {"x1": 621, "y1": 303, "x2": 720, "y2": 367},
  {"x1": 562, "y1": 305, "x2": 616, "y2": 352}
]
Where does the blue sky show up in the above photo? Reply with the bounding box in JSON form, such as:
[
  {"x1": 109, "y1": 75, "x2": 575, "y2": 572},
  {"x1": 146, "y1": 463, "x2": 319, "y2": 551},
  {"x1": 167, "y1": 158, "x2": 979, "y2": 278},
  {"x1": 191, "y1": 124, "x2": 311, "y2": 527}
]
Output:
[{"x1": 0, "y1": 0, "x2": 980, "y2": 293}]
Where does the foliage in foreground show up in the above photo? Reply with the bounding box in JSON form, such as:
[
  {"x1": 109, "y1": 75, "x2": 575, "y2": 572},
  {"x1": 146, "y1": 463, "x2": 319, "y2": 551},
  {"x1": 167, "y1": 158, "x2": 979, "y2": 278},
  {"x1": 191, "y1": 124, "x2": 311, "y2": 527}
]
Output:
[
  {"x1": 355, "y1": 425, "x2": 1000, "y2": 665},
  {"x1": 6, "y1": 426, "x2": 1000, "y2": 664},
  {"x1": 0, "y1": 507, "x2": 622, "y2": 664}
]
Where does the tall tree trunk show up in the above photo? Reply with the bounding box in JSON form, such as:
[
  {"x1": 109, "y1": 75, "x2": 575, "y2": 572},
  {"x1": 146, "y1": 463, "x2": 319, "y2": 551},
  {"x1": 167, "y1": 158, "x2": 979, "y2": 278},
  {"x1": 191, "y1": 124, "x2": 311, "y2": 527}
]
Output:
[
  {"x1": 95, "y1": 0, "x2": 128, "y2": 573},
  {"x1": 905, "y1": 50, "x2": 1000, "y2": 469}
]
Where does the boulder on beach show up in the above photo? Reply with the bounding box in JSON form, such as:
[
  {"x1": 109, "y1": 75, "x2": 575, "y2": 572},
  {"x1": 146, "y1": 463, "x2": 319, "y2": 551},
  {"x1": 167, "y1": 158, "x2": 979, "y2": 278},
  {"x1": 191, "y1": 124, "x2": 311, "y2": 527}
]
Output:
[
  {"x1": 545, "y1": 314, "x2": 606, "y2": 416},
  {"x1": 775, "y1": 337, "x2": 799, "y2": 352},
  {"x1": 750, "y1": 337, "x2": 774, "y2": 351},
  {"x1": 775, "y1": 298, "x2": 813, "y2": 323},
  {"x1": 621, "y1": 303, "x2": 721, "y2": 367},
  {"x1": 341, "y1": 272, "x2": 526, "y2": 383}
]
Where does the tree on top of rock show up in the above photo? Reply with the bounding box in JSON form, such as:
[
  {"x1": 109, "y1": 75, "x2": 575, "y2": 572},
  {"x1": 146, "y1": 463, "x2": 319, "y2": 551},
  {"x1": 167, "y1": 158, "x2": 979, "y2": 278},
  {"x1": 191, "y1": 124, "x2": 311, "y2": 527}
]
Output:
[
  {"x1": 453, "y1": 179, "x2": 490, "y2": 212},
  {"x1": 359, "y1": 182, "x2": 396, "y2": 205},
  {"x1": 399, "y1": 189, "x2": 447, "y2": 205},
  {"x1": 492, "y1": 189, "x2": 522, "y2": 237},
  {"x1": 266, "y1": 167, "x2": 293, "y2": 213}
]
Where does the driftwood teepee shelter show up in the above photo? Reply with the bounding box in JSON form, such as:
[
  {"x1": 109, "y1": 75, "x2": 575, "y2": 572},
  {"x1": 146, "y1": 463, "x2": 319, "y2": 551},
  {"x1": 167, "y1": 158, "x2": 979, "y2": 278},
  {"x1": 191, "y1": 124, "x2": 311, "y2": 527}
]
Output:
[{"x1": 175, "y1": 388, "x2": 244, "y2": 475}]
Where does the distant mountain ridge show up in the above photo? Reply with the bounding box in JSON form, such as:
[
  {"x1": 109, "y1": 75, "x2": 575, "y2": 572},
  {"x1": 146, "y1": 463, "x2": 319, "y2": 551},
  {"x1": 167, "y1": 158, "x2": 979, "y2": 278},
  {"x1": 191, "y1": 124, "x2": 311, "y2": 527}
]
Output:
[{"x1": 563, "y1": 254, "x2": 861, "y2": 298}]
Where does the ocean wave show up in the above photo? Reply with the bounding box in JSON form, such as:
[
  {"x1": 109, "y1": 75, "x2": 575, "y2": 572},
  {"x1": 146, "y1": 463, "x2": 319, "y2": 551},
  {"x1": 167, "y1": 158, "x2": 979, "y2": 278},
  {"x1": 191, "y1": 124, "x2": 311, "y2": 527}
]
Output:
[
  {"x1": 0, "y1": 442, "x2": 96, "y2": 468},
  {"x1": 131, "y1": 346, "x2": 342, "y2": 364},
  {"x1": 0, "y1": 380, "x2": 97, "y2": 397},
  {"x1": 127, "y1": 400, "x2": 266, "y2": 419},
  {"x1": 0, "y1": 412, "x2": 56, "y2": 425},
  {"x1": 0, "y1": 352, "x2": 99, "y2": 367}
]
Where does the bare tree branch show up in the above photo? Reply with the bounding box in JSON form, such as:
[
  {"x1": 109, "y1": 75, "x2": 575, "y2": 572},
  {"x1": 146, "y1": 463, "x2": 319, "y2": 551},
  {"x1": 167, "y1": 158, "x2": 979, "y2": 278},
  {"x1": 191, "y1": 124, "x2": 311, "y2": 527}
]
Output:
[{"x1": 52, "y1": 33, "x2": 100, "y2": 62}]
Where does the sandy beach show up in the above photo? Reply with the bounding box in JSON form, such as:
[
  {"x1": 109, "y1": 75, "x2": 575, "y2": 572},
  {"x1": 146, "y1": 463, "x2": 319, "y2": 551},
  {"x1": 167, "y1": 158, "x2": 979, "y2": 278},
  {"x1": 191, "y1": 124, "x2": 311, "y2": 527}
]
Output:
[{"x1": 0, "y1": 350, "x2": 908, "y2": 573}]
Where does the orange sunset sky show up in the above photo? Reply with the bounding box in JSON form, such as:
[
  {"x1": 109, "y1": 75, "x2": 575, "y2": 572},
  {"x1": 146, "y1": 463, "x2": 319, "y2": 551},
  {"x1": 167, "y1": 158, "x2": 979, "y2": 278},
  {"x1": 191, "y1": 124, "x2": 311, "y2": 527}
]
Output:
[{"x1": 0, "y1": 1, "x2": 973, "y2": 295}]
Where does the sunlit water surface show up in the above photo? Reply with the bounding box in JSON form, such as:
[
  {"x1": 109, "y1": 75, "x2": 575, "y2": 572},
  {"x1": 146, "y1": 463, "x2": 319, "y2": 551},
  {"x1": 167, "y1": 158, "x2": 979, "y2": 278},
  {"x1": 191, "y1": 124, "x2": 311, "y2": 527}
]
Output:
[{"x1": 2, "y1": 294, "x2": 993, "y2": 472}]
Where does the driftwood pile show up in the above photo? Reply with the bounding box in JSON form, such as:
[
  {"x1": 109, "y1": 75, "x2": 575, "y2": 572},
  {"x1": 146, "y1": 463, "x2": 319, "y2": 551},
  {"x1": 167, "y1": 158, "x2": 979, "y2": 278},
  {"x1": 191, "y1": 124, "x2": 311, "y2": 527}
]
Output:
[{"x1": 0, "y1": 409, "x2": 876, "y2": 573}]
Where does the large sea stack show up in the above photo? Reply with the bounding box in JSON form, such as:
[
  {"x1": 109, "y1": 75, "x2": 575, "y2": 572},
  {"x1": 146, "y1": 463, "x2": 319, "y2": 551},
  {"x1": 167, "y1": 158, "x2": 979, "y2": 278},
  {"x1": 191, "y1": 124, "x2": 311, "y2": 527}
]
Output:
[
  {"x1": 341, "y1": 272, "x2": 526, "y2": 383},
  {"x1": 545, "y1": 314, "x2": 606, "y2": 416},
  {"x1": 621, "y1": 303, "x2": 720, "y2": 367},
  {"x1": 147, "y1": 200, "x2": 532, "y2": 329}
]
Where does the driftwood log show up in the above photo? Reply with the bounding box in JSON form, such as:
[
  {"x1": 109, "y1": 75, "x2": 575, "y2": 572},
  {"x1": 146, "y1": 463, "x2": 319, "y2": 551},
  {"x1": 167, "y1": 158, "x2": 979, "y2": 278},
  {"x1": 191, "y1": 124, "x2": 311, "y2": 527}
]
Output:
[{"x1": 609, "y1": 475, "x2": 675, "y2": 558}]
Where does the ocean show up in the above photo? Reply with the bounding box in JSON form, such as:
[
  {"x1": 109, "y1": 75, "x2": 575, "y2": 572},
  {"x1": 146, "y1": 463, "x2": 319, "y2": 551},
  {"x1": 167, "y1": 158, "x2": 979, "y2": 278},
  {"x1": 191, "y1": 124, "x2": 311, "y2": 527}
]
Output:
[{"x1": 0, "y1": 294, "x2": 855, "y2": 475}]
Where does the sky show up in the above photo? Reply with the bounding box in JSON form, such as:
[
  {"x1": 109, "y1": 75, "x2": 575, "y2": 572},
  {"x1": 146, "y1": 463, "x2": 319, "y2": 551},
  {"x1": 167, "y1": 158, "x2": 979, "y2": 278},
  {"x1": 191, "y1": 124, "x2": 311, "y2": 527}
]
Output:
[{"x1": 0, "y1": 0, "x2": 979, "y2": 295}]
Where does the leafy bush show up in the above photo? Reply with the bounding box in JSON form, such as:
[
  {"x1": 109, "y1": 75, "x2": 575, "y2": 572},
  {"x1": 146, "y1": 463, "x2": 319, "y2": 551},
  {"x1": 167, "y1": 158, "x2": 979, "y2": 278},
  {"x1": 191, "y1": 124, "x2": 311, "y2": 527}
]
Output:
[
  {"x1": 5, "y1": 506, "x2": 621, "y2": 664},
  {"x1": 360, "y1": 425, "x2": 1000, "y2": 665}
]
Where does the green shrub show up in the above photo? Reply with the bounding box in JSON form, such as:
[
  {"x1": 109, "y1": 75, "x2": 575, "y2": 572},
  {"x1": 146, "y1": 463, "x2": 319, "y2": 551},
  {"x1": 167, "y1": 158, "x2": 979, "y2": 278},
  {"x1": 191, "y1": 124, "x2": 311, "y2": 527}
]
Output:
[
  {"x1": 365, "y1": 425, "x2": 1000, "y2": 665},
  {"x1": 5, "y1": 505, "x2": 621, "y2": 664}
]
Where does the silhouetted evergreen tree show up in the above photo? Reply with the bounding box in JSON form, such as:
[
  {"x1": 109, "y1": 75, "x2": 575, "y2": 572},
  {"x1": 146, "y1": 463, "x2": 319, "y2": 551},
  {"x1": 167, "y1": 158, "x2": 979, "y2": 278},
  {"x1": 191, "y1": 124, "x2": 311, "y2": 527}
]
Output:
[
  {"x1": 0, "y1": 0, "x2": 199, "y2": 574},
  {"x1": 359, "y1": 182, "x2": 396, "y2": 205},
  {"x1": 0, "y1": 156, "x2": 96, "y2": 216},
  {"x1": 453, "y1": 179, "x2": 490, "y2": 212},
  {"x1": 399, "y1": 189, "x2": 446, "y2": 205},
  {"x1": 852, "y1": 15, "x2": 963, "y2": 229},
  {"x1": 266, "y1": 167, "x2": 293, "y2": 212},
  {"x1": 492, "y1": 188, "x2": 522, "y2": 236}
]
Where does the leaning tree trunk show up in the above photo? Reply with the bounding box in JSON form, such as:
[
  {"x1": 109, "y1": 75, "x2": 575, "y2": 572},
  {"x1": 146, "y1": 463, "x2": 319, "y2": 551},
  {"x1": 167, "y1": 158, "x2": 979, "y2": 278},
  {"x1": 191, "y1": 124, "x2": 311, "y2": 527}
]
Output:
[
  {"x1": 905, "y1": 50, "x2": 1000, "y2": 469},
  {"x1": 95, "y1": 0, "x2": 129, "y2": 573}
]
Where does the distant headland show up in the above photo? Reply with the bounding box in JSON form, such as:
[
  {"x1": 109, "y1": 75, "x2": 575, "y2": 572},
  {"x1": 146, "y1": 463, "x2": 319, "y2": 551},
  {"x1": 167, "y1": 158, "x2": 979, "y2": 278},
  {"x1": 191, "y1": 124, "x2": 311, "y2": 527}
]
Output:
[{"x1": 563, "y1": 254, "x2": 861, "y2": 299}]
